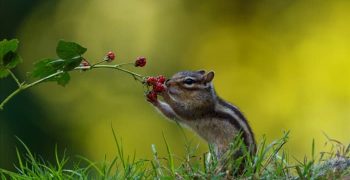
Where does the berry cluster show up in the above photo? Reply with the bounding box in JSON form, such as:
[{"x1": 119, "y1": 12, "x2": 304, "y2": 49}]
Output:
[
  {"x1": 78, "y1": 50, "x2": 163, "y2": 103},
  {"x1": 146, "y1": 75, "x2": 167, "y2": 102}
]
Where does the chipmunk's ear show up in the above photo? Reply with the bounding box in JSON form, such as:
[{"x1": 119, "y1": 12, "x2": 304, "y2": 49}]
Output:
[
  {"x1": 204, "y1": 71, "x2": 215, "y2": 83},
  {"x1": 197, "y1": 70, "x2": 206, "y2": 75}
]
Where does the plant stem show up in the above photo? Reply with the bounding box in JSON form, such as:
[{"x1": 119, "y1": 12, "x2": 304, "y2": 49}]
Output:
[
  {"x1": 1, "y1": 63, "x2": 144, "y2": 110},
  {"x1": 0, "y1": 87, "x2": 23, "y2": 110},
  {"x1": 24, "y1": 71, "x2": 64, "y2": 89},
  {"x1": 91, "y1": 61, "x2": 133, "y2": 68},
  {"x1": 91, "y1": 60, "x2": 106, "y2": 67},
  {"x1": 74, "y1": 64, "x2": 144, "y2": 81},
  {"x1": 8, "y1": 69, "x2": 22, "y2": 88},
  {"x1": 113, "y1": 62, "x2": 134, "y2": 67},
  {"x1": 0, "y1": 71, "x2": 64, "y2": 110}
]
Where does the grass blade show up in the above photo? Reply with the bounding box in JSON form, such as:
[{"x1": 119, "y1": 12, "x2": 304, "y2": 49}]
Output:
[{"x1": 162, "y1": 132, "x2": 175, "y2": 176}]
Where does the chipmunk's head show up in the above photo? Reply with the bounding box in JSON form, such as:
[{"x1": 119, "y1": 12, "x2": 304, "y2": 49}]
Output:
[{"x1": 164, "y1": 70, "x2": 216, "y2": 106}]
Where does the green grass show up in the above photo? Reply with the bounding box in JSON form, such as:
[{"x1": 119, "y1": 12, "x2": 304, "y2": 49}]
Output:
[{"x1": 1, "y1": 130, "x2": 349, "y2": 179}]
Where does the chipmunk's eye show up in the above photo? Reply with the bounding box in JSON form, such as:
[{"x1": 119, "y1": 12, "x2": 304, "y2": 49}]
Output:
[{"x1": 183, "y1": 78, "x2": 195, "y2": 85}]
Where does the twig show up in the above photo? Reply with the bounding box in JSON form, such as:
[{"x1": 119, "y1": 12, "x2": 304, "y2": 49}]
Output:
[
  {"x1": 24, "y1": 71, "x2": 64, "y2": 89},
  {"x1": 74, "y1": 64, "x2": 144, "y2": 81},
  {"x1": 8, "y1": 69, "x2": 22, "y2": 88},
  {"x1": 1, "y1": 64, "x2": 145, "y2": 110},
  {"x1": 0, "y1": 70, "x2": 64, "y2": 110},
  {"x1": 0, "y1": 87, "x2": 23, "y2": 110}
]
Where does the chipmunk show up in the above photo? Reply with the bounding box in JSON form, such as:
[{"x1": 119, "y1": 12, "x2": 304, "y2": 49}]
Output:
[{"x1": 148, "y1": 70, "x2": 256, "y2": 158}]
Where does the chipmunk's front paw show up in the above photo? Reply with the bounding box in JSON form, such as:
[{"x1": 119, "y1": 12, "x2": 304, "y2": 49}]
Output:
[{"x1": 158, "y1": 89, "x2": 171, "y2": 100}]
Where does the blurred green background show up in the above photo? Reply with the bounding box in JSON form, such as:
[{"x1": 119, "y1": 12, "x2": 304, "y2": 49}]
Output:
[{"x1": 1, "y1": 0, "x2": 349, "y2": 170}]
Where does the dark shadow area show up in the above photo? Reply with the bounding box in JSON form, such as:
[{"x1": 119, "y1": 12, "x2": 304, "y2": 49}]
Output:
[{"x1": 0, "y1": 0, "x2": 79, "y2": 170}]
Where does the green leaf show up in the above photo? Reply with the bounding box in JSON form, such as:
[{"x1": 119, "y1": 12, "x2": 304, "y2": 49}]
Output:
[
  {"x1": 0, "y1": 69, "x2": 9, "y2": 78},
  {"x1": 63, "y1": 56, "x2": 83, "y2": 71},
  {"x1": 48, "y1": 59, "x2": 66, "y2": 69},
  {"x1": 3, "y1": 51, "x2": 22, "y2": 69},
  {"x1": 0, "y1": 39, "x2": 22, "y2": 78},
  {"x1": 31, "y1": 58, "x2": 57, "y2": 79},
  {"x1": 0, "y1": 39, "x2": 19, "y2": 60},
  {"x1": 55, "y1": 72, "x2": 70, "y2": 86},
  {"x1": 32, "y1": 40, "x2": 87, "y2": 78},
  {"x1": 31, "y1": 58, "x2": 73, "y2": 86},
  {"x1": 28, "y1": 40, "x2": 87, "y2": 86},
  {"x1": 56, "y1": 40, "x2": 87, "y2": 59}
]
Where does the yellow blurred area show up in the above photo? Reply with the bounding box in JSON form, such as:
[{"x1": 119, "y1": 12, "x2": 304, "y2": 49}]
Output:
[{"x1": 16, "y1": 0, "x2": 349, "y2": 162}]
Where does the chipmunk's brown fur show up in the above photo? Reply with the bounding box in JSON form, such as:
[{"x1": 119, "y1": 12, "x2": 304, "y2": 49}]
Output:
[{"x1": 149, "y1": 70, "x2": 256, "y2": 157}]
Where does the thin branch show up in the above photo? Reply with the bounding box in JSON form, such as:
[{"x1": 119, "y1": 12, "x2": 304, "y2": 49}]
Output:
[
  {"x1": 8, "y1": 69, "x2": 22, "y2": 88},
  {"x1": 113, "y1": 62, "x2": 134, "y2": 67},
  {"x1": 0, "y1": 70, "x2": 64, "y2": 110},
  {"x1": 24, "y1": 71, "x2": 64, "y2": 89},
  {"x1": 74, "y1": 64, "x2": 144, "y2": 81},
  {"x1": 0, "y1": 87, "x2": 23, "y2": 110},
  {"x1": 115, "y1": 66, "x2": 143, "y2": 78},
  {"x1": 1, "y1": 63, "x2": 145, "y2": 110},
  {"x1": 90, "y1": 60, "x2": 106, "y2": 67}
]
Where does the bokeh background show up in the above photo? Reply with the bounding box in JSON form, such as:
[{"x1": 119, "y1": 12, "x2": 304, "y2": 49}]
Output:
[{"x1": 1, "y1": 0, "x2": 350, "y2": 170}]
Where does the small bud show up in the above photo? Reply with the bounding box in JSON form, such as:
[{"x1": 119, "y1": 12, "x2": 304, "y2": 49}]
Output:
[
  {"x1": 135, "y1": 56, "x2": 146, "y2": 67},
  {"x1": 80, "y1": 59, "x2": 90, "y2": 71},
  {"x1": 146, "y1": 91, "x2": 158, "y2": 102},
  {"x1": 106, "y1": 51, "x2": 116, "y2": 62},
  {"x1": 80, "y1": 59, "x2": 90, "y2": 67}
]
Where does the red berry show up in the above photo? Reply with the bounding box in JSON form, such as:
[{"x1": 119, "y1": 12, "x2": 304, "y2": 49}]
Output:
[
  {"x1": 146, "y1": 91, "x2": 157, "y2": 102},
  {"x1": 106, "y1": 51, "x2": 116, "y2": 62},
  {"x1": 135, "y1": 56, "x2": 146, "y2": 67},
  {"x1": 156, "y1": 75, "x2": 166, "y2": 84},
  {"x1": 146, "y1": 76, "x2": 157, "y2": 86},
  {"x1": 153, "y1": 82, "x2": 166, "y2": 92}
]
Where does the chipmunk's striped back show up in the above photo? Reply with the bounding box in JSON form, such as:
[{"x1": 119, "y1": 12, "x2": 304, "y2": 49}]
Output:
[{"x1": 215, "y1": 97, "x2": 256, "y2": 154}]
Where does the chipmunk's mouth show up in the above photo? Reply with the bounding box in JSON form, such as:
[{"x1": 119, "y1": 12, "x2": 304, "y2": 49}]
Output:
[
  {"x1": 168, "y1": 88, "x2": 178, "y2": 95},
  {"x1": 164, "y1": 79, "x2": 180, "y2": 95}
]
